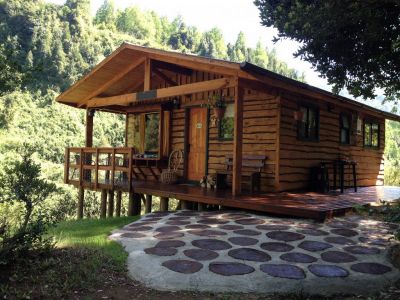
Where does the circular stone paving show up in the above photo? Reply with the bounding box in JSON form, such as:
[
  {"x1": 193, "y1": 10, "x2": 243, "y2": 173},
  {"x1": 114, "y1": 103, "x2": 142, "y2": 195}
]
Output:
[
  {"x1": 298, "y1": 241, "x2": 333, "y2": 252},
  {"x1": 260, "y1": 242, "x2": 295, "y2": 252},
  {"x1": 192, "y1": 239, "x2": 232, "y2": 250},
  {"x1": 260, "y1": 264, "x2": 305, "y2": 279},
  {"x1": 228, "y1": 248, "x2": 271, "y2": 262},
  {"x1": 266, "y1": 231, "x2": 305, "y2": 242},
  {"x1": 184, "y1": 249, "x2": 219, "y2": 261},
  {"x1": 111, "y1": 211, "x2": 399, "y2": 296},
  {"x1": 209, "y1": 262, "x2": 255, "y2": 276},
  {"x1": 308, "y1": 264, "x2": 349, "y2": 277}
]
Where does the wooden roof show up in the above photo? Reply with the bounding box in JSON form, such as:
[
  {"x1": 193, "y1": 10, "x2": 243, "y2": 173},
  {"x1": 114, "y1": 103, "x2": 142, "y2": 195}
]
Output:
[{"x1": 56, "y1": 42, "x2": 400, "y2": 121}]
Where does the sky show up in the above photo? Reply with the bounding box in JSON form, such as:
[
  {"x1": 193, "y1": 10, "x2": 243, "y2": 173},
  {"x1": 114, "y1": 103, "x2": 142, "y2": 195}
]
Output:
[{"x1": 45, "y1": 0, "x2": 394, "y2": 112}]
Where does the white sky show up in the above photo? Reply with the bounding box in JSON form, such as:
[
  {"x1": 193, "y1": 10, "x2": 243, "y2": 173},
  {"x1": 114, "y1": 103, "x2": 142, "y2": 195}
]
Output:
[{"x1": 45, "y1": 0, "x2": 394, "y2": 111}]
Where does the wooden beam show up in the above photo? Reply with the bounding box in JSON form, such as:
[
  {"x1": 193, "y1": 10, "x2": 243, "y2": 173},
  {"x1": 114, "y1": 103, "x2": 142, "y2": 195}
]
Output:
[
  {"x1": 85, "y1": 109, "x2": 94, "y2": 147},
  {"x1": 77, "y1": 56, "x2": 146, "y2": 107},
  {"x1": 152, "y1": 60, "x2": 193, "y2": 76},
  {"x1": 232, "y1": 79, "x2": 244, "y2": 196},
  {"x1": 87, "y1": 77, "x2": 234, "y2": 108},
  {"x1": 153, "y1": 68, "x2": 178, "y2": 86},
  {"x1": 144, "y1": 58, "x2": 152, "y2": 91}
]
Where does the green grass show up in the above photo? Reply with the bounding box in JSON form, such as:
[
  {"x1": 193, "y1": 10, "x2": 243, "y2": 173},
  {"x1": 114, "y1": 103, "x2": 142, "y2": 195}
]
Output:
[{"x1": 49, "y1": 216, "x2": 139, "y2": 269}]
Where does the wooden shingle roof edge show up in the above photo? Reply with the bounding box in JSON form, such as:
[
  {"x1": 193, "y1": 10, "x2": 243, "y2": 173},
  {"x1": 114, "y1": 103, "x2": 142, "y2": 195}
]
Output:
[{"x1": 56, "y1": 42, "x2": 400, "y2": 122}]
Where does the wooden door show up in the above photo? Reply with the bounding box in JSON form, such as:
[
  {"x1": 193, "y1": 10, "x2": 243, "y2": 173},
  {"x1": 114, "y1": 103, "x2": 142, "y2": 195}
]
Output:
[{"x1": 187, "y1": 107, "x2": 207, "y2": 181}]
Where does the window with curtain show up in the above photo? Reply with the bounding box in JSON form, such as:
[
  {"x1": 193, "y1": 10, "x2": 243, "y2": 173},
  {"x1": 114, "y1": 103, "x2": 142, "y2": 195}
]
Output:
[
  {"x1": 297, "y1": 104, "x2": 319, "y2": 141},
  {"x1": 364, "y1": 120, "x2": 379, "y2": 148},
  {"x1": 218, "y1": 103, "x2": 234, "y2": 140}
]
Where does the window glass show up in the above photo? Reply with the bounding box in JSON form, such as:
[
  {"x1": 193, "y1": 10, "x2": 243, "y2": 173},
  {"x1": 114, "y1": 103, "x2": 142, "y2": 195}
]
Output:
[
  {"x1": 363, "y1": 120, "x2": 379, "y2": 148},
  {"x1": 218, "y1": 103, "x2": 234, "y2": 140},
  {"x1": 144, "y1": 113, "x2": 160, "y2": 152},
  {"x1": 297, "y1": 105, "x2": 318, "y2": 141},
  {"x1": 364, "y1": 123, "x2": 371, "y2": 146},
  {"x1": 371, "y1": 123, "x2": 379, "y2": 147},
  {"x1": 340, "y1": 114, "x2": 350, "y2": 144}
]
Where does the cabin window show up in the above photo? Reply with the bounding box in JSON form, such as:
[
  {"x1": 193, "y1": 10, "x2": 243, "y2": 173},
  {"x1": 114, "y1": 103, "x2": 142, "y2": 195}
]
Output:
[
  {"x1": 340, "y1": 113, "x2": 351, "y2": 144},
  {"x1": 363, "y1": 120, "x2": 379, "y2": 148},
  {"x1": 143, "y1": 113, "x2": 160, "y2": 153},
  {"x1": 218, "y1": 103, "x2": 234, "y2": 140},
  {"x1": 297, "y1": 105, "x2": 319, "y2": 141}
]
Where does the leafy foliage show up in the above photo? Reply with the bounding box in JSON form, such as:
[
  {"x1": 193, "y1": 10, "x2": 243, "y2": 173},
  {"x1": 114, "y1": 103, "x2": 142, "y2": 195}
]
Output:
[{"x1": 254, "y1": 0, "x2": 400, "y2": 101}]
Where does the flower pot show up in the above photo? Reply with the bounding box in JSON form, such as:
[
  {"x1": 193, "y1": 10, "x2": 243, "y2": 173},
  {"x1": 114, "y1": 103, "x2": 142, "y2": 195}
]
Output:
[{"x1": 213, "y1": 107, "x2": 225, "y2": 120}]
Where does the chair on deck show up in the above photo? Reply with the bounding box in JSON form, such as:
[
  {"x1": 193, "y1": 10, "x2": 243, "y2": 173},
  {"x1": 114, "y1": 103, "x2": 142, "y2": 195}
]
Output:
[{"x1": 160, "y1": 150, "x2": 183, "y2": 184}]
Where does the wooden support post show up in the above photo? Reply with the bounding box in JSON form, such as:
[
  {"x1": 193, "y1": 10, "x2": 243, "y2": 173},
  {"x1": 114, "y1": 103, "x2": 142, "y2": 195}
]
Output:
[
  {"x1": 144, "y1": 58, "x2": 152, "y2": 91},
  {"x1": 100, "y1": 189, "x2": 107, "y2": 218},
  {"x1": 145, "y1": 194, "x2": 152, "y2": 214},
  {"x1": 77, "y1": 188, "x2": 84, "y2": 219},
  {"x1": 160, "y1": 197, "x2": 169, "y2": 212},
  {"x1": 115, "y1": 191, "x2": 122, "y2": 217},
  {"x1": 108, "y1": 190, "x2": 114, "y2": 217},
  {"x1": 232, "y1": 80, "x2": 244, "y2": 196},
  {"x1": 181, "y1": 200, "x2": 190, "y2": 210},
  {"x1": 198, "y1": 202, "x2": 206, "y2": 211},
  {"x1": 132, "y1": 193, "x2": 142, "y2": 216},
  {"x1": 128, "y1": 191, "x2": 134, "y2": 216}
]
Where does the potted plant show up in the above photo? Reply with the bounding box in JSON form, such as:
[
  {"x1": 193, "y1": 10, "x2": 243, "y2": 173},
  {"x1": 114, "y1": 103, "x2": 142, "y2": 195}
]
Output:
[{"x1": 208, "y1": 94, "x2": 226, "y2": 120}]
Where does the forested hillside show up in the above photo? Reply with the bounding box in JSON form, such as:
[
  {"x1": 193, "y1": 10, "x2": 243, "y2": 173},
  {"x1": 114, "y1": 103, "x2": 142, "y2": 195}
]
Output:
[{"x1": 0, "y1": 0, "x2": 309, "y2": 220}]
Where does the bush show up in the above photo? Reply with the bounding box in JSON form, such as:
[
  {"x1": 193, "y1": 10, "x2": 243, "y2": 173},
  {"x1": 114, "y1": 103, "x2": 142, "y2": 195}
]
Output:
[{"x1": 0, "y1": 148, "x2": 57, "y2": 266}]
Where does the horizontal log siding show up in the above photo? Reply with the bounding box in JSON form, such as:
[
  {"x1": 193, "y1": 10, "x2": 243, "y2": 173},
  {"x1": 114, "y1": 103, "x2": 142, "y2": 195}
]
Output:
[{"x1": 278, "y1": 97, "x2": 385, "y2": 191}]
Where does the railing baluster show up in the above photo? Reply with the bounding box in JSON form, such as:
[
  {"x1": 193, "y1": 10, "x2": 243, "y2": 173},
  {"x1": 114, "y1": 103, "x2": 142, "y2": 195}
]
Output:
[
  {"x1": 112, "y1": 148, "x2": 116, "y2": 189},
  {"x1": 128, "y1": 147, "x2": 133, "y2": 192},
  {"x1": 95, "y1": 148, "x2": 99, "y2": 189},
  {"x1": 79, "y1": 148, "x2": 83, "y2": 186},
  {"x1": 64, "y1": 148, "x2": 69, "y2": 184}
]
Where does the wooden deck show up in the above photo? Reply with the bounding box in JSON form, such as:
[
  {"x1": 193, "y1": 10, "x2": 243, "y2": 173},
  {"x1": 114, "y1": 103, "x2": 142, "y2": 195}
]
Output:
[{"x1": 133, "y1": 182, "x2": 400, "y2": 220}]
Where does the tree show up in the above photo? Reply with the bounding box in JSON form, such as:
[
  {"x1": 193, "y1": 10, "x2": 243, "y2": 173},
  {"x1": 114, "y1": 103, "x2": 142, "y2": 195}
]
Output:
[
  {"x1": 197, "y1": 27, "x2": 227, "y2": 59},
  {"x1": 228, "y1": 31, "x2": 248, "y2": 62},
  {"x1": 254, "y1": 0, "x2": 400, "y2": 101},
  {"x1": 94, "y1": 0, "x2": 116, "y2": 29}
]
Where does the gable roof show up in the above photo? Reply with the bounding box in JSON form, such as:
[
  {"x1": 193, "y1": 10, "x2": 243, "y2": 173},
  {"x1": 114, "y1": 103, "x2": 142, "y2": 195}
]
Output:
[{"x1": 56, "y1": 42, "x2": 400, "y2": 121}]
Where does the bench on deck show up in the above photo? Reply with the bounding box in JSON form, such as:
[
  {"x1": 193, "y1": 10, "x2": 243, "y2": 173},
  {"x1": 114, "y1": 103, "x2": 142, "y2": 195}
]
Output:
[{"x1": 215, "y1": 154, "x2": 267, "y2": 193}]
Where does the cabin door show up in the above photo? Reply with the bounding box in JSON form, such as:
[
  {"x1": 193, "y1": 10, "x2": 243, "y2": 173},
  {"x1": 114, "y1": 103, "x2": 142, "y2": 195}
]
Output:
[{"x1": 187, "y1": 107, "x2": 207, "y2": 181}]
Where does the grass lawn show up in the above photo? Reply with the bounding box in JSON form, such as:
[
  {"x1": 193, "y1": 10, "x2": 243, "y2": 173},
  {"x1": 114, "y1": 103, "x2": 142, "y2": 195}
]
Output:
[{"x1": 49, "y1": 216, "x2": 139, "y2": 270}]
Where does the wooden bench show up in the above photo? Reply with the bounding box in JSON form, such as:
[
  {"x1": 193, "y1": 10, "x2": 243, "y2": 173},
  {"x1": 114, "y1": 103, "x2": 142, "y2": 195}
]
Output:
[{"x1": 215, "y1": 154, "x2": 267, "y2": 193}]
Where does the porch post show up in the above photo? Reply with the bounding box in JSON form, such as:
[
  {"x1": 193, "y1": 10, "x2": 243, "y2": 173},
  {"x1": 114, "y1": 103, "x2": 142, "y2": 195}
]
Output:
[
  {"x1": 77, "y1": 109, "x2": 94, "y2": 219},
  {"x1": 115, "y1": 191, "x2": 122, "y2": 217},
  {"x1": 232, "y1": 79, "x2": 243, "y2": 196},
  {"x1": 107, "y1": 190, "x2": 114, "y2": 217}
]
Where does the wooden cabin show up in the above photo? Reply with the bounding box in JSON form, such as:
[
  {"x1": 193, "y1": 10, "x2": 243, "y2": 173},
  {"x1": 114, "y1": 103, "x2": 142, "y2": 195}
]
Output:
[{"x1": 56, "y1": 43, "x2": 400, "y2": 219}]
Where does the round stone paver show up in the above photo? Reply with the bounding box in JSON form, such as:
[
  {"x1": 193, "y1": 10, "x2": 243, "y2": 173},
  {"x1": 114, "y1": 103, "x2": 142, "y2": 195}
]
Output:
[
  {"x1": 219, "y1": 225, "x2": 244, "y2": 230},
  {"x1": 350, "y1": 263, "x2": 392, "y2": 275},
  {"x1": 124, "y1": 225, "x2": 153, "y2": 232},
  {"x1": 298, "y1": 241, "x2": 333, "y2": 252},
  {"x1": 228, "y1": 248, "x2": 271, "y2": 262},
  {"x1": 166, "y1": 220, "x2": 191, "y2": 226},
  {"x1": 222, "y1": 213, "x2": 252, "y2": 220},
  {"x1": 308, "y1": 264, "x2": 349, "y2": 278},
  {"x1": 359, "y1": 236, "x2": 389, "y2": 246},
  {"x1": 327, "y1": 220, "x2": 358, "y2": 229},
  {"x1": 168, "y1": 216, "x2": 190, "y2": 221},
  {"x1": 266, "y1": 231, "x2": 305, "y2": 242},
  {"x1": 197, "y1": 218, "x2": 229, "y2": 225},
  {"x1": 233, "y1": 229, "x2": 261, "y2": 236},
  {"x1": 321, "y1": 251, "x2": 358, "y2": 263},
  {"x1": 188, "y1": 229, "x2": 227, "y2": 237},
  {"x1": 155, "y1": 225, "x2": 181, "y2": 233},
  {"x1": 228, "y1": 237, "x2": 259, "y2": 246},
  {"x1": 155, "y1": 240, "x2": 185, "y2": 248},
  {"x1": 256, "y1": 224, "x2": 290, "y2": 231},
  {"x1": 175, "y1": 211, "x2": 200, "y2": 216},
  {"x1": 144, "y1": 247, "x2": 177, "y2": 256},
  {"x1": 121, "y1": 232, "x2": 146, "y2": 239},
  {"x1": 260, "y1": 264, "x2": 305, "y2": 279},
  {"x1": 154, "y1": 231, "x2": 184, "y2": 240},
  {"x1": 330, "y1": 228, "x2": 358, "y2": 237},
  {"x1": 235, "y1": 218, "x2": 265, "y2": 225},
  {"x1": 162, "y1": 259, "x2": 203, "y2": 274},
  {"x1": 344, "y1": 245, "x2": 380, "y2": 255},
  {"x1": 324, "y1": 236, "x2": 356, "y2": 245},
  {"x1": 183, "y1": 249, "x2": 219, "y2": 261},
  {"x1": 192, "y1": 239, "x2": 232, "y2": 251},
  {"x1": 185, "y1": 224, "x2": 211, "y2": 229},
  {"x1": 297, "y1": 229, "x2": 329, "y2": 236},
  {"x1": 209, "y1": 262, "x2": 255, "y2": 276},
  {"x1": 280, "y1": 252, "x2": 317, "y2": 263},
  {"x1": 260, "y1": 242, "x2": 294, "y2": 252}
]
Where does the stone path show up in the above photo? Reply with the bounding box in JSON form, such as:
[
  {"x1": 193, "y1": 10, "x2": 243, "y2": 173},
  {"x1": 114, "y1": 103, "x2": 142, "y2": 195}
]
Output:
[{"x1": 110, "y1": 211, "x2": 400, "y2": 296}]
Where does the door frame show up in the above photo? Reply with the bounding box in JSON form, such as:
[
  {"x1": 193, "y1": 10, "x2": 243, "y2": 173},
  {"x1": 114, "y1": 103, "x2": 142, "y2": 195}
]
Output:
[{"x1": 183, "y1": 105, "x2": 210, "y2": 182}]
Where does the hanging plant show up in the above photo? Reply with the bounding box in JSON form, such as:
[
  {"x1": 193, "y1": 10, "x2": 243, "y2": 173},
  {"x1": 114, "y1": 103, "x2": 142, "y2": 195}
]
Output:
[{"x1": 208, "y1": 93, "x2": 226, "y2": 120}]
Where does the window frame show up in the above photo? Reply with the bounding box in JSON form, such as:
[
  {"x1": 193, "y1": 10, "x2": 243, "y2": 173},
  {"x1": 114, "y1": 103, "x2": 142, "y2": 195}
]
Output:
[
  {"x1": 363, "y1": 119, "x2": 380, "y2": 149},
  {"x1": 296, "y1": 103, "x2": 320, "y2": 142},
  {"x1": 218, "y1": 102, "x2": 234, "y2": 141},
  {"x1": 339, "y1": 113, "x2": 351, "y2": 145}
]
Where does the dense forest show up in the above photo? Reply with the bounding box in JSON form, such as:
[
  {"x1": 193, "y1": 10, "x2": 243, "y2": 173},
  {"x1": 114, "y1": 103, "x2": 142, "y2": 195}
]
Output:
[{"x1": 0, "y1": 0, "x2": 399, "y2": 223}]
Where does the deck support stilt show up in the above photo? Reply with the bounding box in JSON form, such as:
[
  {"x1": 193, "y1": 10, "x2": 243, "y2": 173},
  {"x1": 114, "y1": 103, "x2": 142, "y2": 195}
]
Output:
[
  {"x1": 100, "y1": 189, "x2": 107, "y2": 218},
  {"x1": 115, "y1": 191, "x2": 122, "y2": 217},
  {"x1": 77, "y1": 187, "x2": 84, "y2": 219},
  {"x1": 128, "y1": 192, "x2": 134, "y2": 216},
  {"x1": 198, "y1": 202, "x2": 206, "y2": 211},
  {"x1": 145, "y1": 194, "x2": 152, "y2": 214},
  {"x1": 132, "y1": 193, "x2": 141, "y2": 216},
  {"x1": 180, "y1": 200, "x2": 190, "y2": 210},
  {"x1": 108, "y1": 190, "x2": 114, "y2": 217},
  {"x1": 160, "y1": 197, "x2": 169, "y2": 212}
]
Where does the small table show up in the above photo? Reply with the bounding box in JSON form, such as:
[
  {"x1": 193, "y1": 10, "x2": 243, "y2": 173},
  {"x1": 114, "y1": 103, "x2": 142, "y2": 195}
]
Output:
[{"x1": 320, "y1": 159, "x2": 357, "y2": 193}]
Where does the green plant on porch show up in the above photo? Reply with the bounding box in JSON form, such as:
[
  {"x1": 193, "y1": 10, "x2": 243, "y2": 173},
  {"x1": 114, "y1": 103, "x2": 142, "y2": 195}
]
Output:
[{"x1": 207, "y1": 92, "x2": 226, "y2": 121}]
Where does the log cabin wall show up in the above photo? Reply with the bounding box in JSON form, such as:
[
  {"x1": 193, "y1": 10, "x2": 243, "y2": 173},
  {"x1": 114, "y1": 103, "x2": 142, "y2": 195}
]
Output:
[{"x1": 278, "y1": 95, "x2": 385, "y2": 191}]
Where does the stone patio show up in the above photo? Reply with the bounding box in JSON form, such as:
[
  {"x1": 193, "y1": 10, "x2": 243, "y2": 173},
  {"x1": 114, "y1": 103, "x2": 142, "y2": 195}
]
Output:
[{"x1": 110, "y1": 211, "x2": 400, "y2": 296}]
